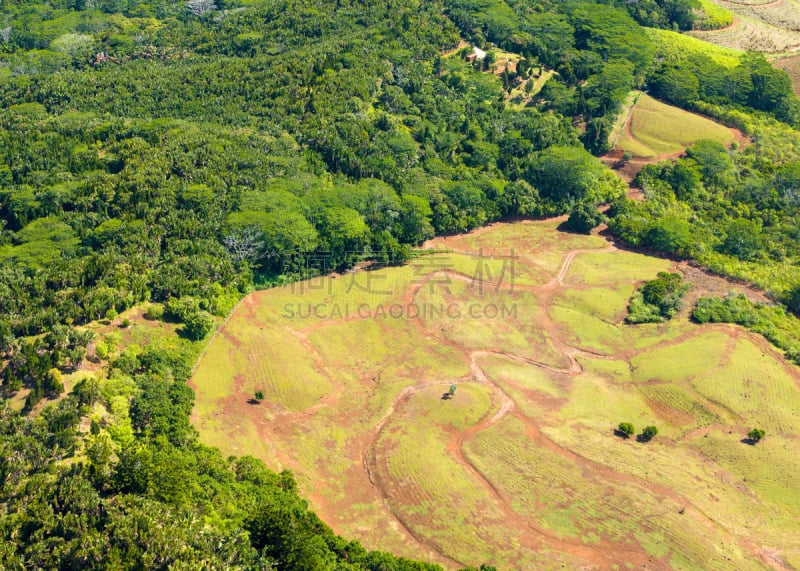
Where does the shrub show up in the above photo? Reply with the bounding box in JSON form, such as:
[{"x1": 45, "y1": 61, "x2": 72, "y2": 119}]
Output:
[
  {"x1": 564, "y1": 202, "x2": 604, "y2": 234},
  {"x1": 617, "y1": 422, "x2": 635, "y2": 438},
  {"x1": 164, "y1": 297, "x2": 201, "y2": 323},
  {"x1": 45, "y1": 368, "x2": 64, "y2": 396},
  {"x1": 183, "y1": 311, "x2": 215, "y2": 340},
  {"x1": 747, "y1": 428, "x2": 765, "y2": 443},
  {"x1": 639, "y1": 425, "x2": 659, "y2": 442},
  {"x1": 95, "y1": 340, "x2": 109, "y2": 360},
  {"x1": 144, "y1": 304, "x2": 165, "y2": 321},
  {"x1": 3, "y1": 367, "x2": 22, "y2": 391},
  {"x1": 627, "y1": 272, "x2": 688, "y2": 323}
]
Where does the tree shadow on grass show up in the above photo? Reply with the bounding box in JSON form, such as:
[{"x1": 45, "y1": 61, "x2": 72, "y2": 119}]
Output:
[
  {"x1": 247, "y1": 398, "x2": 262, "y2": 405},
  {"x1": 556, "y1": 220, "x2": 588, "y2": 234},
  {"x1": 740, "y1": 438, "x2": 757, "y2": 446},
  {"x1": 613, "y1": 429, "x2": 631, "y2": 439}
]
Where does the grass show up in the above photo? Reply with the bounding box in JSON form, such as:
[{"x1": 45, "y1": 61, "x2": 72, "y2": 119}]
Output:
[
  {"x1": 608, "y1": 90, "x2": 641, "y2": 149},
  {"x1": 618, "y1": 94, "x2": 735, "y2": 158},
  {"x1": 505, "y1": 69, "x2": 556, "y2": 110},
  {"x1": 427, "y1": 219, "x2": 607, "y2": 286},
  {"x1": 190, "y1": 219, "x2": 800, "y2": 570},
  {"x1": 714, "y1": 0, "x2": 800, "y2": 34},
  {"x1": 563, "y1": 249, "x2": 670, "y2": 286},
  {"x1": 376, "y1": 384, "x2": 540, "y2": 568},
  {"x1": 692, "y1": 337, "x2": 800, "y2": 434},
  {"x1": 645, "y1": 28, "x2": 744, "y2": 68},
  {"x1": 638, "y1": 383, "x2": 721, "y2": 426},
  {"x1": 553, "y1": 285, "x2": 634, "y2": 324},
  {"x1": 630, "y1": 331, "x2": 730, "y2": 383},
  {"x1": 695, "y1": 0, "x2": 735, "y2": 30},
  {"x1": 550, "y1": 305, "x2": 625, "y2": 354}
]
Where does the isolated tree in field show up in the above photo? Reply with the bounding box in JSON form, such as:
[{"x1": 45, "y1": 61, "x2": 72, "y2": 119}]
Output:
[
  {"x1": 254, "y1": 391, "x2": 265, "y2": 401},
  {"x1": 617, "y1": 422, "x2": 635, "y2": 438},
  {"x1": 565, "y1": 202, "x2": 603, "y2": 234},
  {"x1": 640, "y1": 425, "x2": 658, "y2": 442},
  {"x1": 186, "y1": 0, "x2": 217, "y2": 16},
  {"x1": 747, "y1": 428, "x2": 765, "y2": 443}
]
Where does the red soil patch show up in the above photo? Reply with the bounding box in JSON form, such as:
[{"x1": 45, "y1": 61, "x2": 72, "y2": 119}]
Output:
[{"x1": 192, "y1": 221, "x2": 797, "y2": 570}]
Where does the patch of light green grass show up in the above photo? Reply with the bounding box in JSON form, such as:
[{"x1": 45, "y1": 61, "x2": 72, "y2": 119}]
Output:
[
  {"x1": 631, "y1": 331, "x2": 729, "y2": 383},
  {"x1": 692, "y1": 337, "x2": 800, "y2": 434},
  {"x1": 565, "y1": 251, "x2": 670, "y2": 286}
]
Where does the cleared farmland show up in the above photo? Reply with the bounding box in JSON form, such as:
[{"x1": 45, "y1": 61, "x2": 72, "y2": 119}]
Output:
[
  {"x1": 191, "y1": 220, "x2": 800, "y2": 570},
  {"x1": 689, "y1": 0, "x2": 800, "y2": 52},
  {"x1": 617, "y1": 94, "x2": 736, "y2": 158},
  {"x1": 775, "y1": 54, "x2": 800, "y2": 97}
]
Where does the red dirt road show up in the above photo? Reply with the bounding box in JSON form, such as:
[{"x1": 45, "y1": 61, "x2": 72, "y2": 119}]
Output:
[{"x1": 191, "y1": 221, "x2": 796, "y2": 570}]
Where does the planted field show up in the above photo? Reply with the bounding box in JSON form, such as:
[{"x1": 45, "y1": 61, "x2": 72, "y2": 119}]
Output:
[
  {"x1": 689, "y1": 2, "x2": 800, "y2": 52},
  {"x1": 775, "y1": 54, "x2": 800, "y2": 97},
  {"x1": 191, "y1": 220, "x2": 800, "y2": 570},
  {"x1": 712, "y1": 0, "x2": 800, "y2": 31},
  {"x1": 617, "y1": 94, "x2": 736, "y2": 158}
]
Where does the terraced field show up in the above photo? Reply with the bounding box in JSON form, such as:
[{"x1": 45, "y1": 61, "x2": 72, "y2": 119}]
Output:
[
  {"x1": 191, "y1": 220, "x2": 800, "y2": 570},
  {"x1": 690, "y1": 0, "x2": 800, "y2": 52}
]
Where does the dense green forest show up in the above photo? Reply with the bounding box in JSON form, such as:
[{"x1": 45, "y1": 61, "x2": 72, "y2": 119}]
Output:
[{"x1": 2, "y1": 0, "x2": 800, "y2": 567}]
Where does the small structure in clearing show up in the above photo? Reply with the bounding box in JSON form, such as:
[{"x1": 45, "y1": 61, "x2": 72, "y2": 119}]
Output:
[{"x1": 465, "y1": 46, "x2": 486, "y2": 64}]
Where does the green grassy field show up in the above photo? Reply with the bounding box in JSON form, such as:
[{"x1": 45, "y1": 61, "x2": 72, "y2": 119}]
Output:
[
  {"x1": 646, "y1": 28, "x2": 744, "y2": 67},
  {"x1": 695, "y1": 0, "x2": 735, "y2": 30},
  {"x1": 618, "y1": 94, "x2": 736, "y2": 158},
  {"x1": 191, "y1": 220, "x2": 800, "y2": 570}
]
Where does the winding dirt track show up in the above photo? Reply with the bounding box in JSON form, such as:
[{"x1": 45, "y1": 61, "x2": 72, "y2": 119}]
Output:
[
  {"x1": 356, "y1": 246, "x2": 658, "y2": 568},
  {"x1": 194, "y1": 226, "x2": 795, "y2": 570},
  {"x1": 352, "y1": 242, "x2": 789, "y2": 569}
]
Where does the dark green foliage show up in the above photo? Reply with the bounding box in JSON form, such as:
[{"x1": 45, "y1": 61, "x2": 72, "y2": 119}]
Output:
[
  {"x1": 785, "y1": 285, "x2": 800, "y2": 316},
  {"x1": 747, "y1": 428, "x2": 765, "y2": 443},
  {"x1": 254, "y1": 390, "x2": 265, "y2": 401},
  {"x1": 525, "y1": 146, "x2": 624, "y2": 210},
  {"x1": 0, "y1": 348, "x2": 451, "y2": 571},
  {"x1": 648, "y1": 52, "x2": 798, "y2": 125},
  {"x1": 565, "y1": 203, "x2": 603, "y2": 234},
  {"x1": 182, "y1": 310, "x2": 215, "y2": 340},
  {"x1": 639, "y1": 425, "x2": 659, "y2": 442},
  {"x1": 582, "y1": 117, "x2": 613, "y2": 155},
  {"x1": 0, "y1": 0, "x2": 797, "y2": 568},
  {"x1": 0, "y1": 0, "x2": 647, "y2": 343},
  {"x1": 627, "y1": 272, "x2": 689, "y2": 323},
  {"x1": 617, "y1": 422, "x2": 635, "y2": 438},
  {"x1": 720, "y1": 218, "x2": 762, "y2": 261}
]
